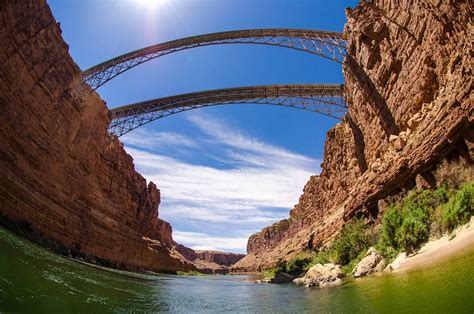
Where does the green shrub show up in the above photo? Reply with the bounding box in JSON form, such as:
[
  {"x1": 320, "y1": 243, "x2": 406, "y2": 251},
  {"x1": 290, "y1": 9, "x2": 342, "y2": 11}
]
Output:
[
  {"x1": 262, "y1": 252, "x2": 313, "y2": 278},
  {"x1": 331, "y1": 218, "x2": 369, "y2": 265},
  {"x1": 380, "y1": 204, "x2": 403, "y2": 249},
  {"x1": 430, "y1": 205, "x2": 446, "y2": 238},
  {"x1": 284, "y1": 253, "x2": 312, "y2": 276},
  {"x1": 433, "y1": 186, "x2": 449, "y2": 204},
  {"x1": 374, "y1": 242, "x2": 400, "y2": 262},
  {"x1": 397, "y1": 191, "x2": 432, "y2": 252},
  {"x1": 378, "y1": 190, "x2": 433, "y2": 254},
  {"x1": 442, "y1": 183, "x2": 473, "y2": 231},
  {"x1": 261, "y1": 268, "x2": 278, "y2": 280},
  {"x1": 429, "y1": 186, "x2": 451, "y2": 238},
  {"x1": 341, "y1": 250, "x2": 367, "y2": 275},
  {"x1": 308, "y1": 249, "x2": 331, "y2": 269},
  {"x1": 397, "y1": 215, "x2": 429, "y2": 252}
]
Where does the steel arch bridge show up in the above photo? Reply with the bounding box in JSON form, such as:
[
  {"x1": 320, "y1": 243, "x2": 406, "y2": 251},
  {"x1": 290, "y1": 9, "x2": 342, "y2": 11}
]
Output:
[
  {"x1": 83, "y1": 29, "x2": 346, "y2": 90},
  {"x1": 109, "y1": 84, "x2": 346, "y2": 137}
]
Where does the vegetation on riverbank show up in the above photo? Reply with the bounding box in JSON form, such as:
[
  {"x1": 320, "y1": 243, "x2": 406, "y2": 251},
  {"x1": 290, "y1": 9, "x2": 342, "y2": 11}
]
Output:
[{"x1": 263, "y1": 175, "x2": 473, "y2": 280}]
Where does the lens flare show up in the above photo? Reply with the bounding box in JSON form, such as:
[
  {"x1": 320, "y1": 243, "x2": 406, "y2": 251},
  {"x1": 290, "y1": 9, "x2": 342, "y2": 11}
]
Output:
[{"x1": 136, "y1": 0, "x2": 170, "y2": 9}]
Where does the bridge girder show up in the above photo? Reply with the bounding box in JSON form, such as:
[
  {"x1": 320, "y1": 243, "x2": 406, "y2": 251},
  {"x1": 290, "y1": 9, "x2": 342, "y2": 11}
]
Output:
[
  {"x1": 83, "y1": 29, "x2": 346, "y2": 90},
  {"x1": 109, "y1": 84, "x2": 347, "y2": 137}
]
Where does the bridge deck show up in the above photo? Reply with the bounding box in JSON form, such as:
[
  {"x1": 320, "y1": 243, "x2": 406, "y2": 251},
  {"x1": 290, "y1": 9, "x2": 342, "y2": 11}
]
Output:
[
  {"x1": 109, "y1": 84, "x2": 347, "y2": 137},
  {"x1": 83, "y1": 29, "x2": 346, "y2": 89}
]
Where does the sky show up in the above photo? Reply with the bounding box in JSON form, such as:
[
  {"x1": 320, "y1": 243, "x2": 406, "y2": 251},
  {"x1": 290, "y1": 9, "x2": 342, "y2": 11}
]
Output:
[{"x1": 48, "y1": 0, "x2": 359, "y2": 253}]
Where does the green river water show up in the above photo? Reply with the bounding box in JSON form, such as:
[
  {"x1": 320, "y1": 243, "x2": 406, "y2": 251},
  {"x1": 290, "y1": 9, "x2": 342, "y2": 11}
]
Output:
[{"x1": 0, "y1": 227, "x2": 473, "y2": 313}]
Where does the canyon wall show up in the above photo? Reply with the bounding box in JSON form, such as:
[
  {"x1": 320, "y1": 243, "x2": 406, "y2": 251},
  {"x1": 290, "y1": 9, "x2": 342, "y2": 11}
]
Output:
[
  {"x1": 195, "y1": 250, "x2": 246, "y2": 266},
  {"x1": 0, "y1": 1, "x2": 195, "y2": 272},
  {"x1": 175, "y1": 244, "x2": 245, "y2": 273},
  {"x1": 235, "y1": 0, "x2": 473, "y2": 271}
]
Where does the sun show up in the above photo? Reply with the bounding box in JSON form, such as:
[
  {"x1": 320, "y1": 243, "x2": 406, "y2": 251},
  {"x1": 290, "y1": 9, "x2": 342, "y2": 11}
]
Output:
[{"x1": 136, "y1": 0, "x2": 170, "y2": 9}]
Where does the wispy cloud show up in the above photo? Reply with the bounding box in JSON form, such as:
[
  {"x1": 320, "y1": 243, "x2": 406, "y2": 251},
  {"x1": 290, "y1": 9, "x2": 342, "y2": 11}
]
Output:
[
  {"x1": 173, "y1": 231, "x2": 249, "y2": 252},
  {"x1": 121, "y1": 113, "x2": 321, "y2": 253},
  {"x1": 122, "y1": 129, "x2": 198, "y2": 151},
  {"x1": 187, "y1": 113, "x2": 317, "y2": 169}
]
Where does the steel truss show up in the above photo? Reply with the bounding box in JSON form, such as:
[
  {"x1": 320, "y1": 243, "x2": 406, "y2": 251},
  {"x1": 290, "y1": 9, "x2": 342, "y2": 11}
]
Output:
[
  {"x1": 109, "y1": 84, "x2": 346, "y2": 137},
  {"x1": 83, "y1": 29, "x2": 346, "y2": 90}
]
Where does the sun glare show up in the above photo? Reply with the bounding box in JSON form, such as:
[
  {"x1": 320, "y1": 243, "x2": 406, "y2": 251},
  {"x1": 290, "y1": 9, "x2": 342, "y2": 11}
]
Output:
[{"x1": 136, "y1": 0, "x2": 169, "y2": 9}]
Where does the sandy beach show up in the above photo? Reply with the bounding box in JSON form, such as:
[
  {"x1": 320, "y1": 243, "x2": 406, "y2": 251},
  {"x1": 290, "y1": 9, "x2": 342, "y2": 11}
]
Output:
[{"x1": 390, "y1": 217, "x2": 474, "y2": 272}]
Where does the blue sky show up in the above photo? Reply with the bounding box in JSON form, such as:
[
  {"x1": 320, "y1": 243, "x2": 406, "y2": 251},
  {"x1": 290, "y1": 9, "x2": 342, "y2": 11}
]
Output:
[{"x1": 49, "y1": 0, "x2": 358, "y2": 253}]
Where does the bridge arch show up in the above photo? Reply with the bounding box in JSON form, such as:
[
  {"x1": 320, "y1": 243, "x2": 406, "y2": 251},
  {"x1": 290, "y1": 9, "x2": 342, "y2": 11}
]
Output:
[
  {"x1": 109, "y1": 84, "x2": 346, "y2": 137},
  {"x1": 83, "y1": 29, "x2": 346, "y2": 90}
]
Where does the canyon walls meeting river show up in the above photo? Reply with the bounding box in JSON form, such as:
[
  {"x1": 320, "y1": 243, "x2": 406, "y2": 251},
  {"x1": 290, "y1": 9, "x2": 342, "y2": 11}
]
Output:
[
  {"x1": 234, "y1": 0, "x2": 473, "y2": 271},
  {"x1": 0, "y1": 0, "x2": 471, "y2": 275}
]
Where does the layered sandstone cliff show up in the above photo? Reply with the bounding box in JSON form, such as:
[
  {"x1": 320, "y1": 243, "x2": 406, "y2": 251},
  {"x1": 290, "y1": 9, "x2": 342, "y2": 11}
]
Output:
[
  {"x1": 0, "y1": 1, "x2": 194, "y2": 272},
  {"x1": 175, "y1": 244, "x2": 245, "y2": 273},
  {"x1": 235, "y1": 0, "x2": 473, "y2": 271},
  {"x1": 195, "y1": 250, "x2": 245, "y2": 266}
]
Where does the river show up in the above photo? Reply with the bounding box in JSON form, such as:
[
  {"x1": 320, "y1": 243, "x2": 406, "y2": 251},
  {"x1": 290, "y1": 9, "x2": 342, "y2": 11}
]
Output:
[{"x1": 0, "y1": 226, "x2": 473, "y2": 313}]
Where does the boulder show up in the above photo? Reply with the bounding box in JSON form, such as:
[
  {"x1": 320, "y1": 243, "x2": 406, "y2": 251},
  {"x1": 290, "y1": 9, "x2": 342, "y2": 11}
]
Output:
[
  {"x1": 352, "y1": 247, "x2": 386, "y2": 278},
  {"x1": 389, "y1": 134, "x2": 406, "y2": 151},
  {"x1": 271, "y1": 272, "x2": 294, "y2": 283},
  {"x1": 415, "y1": 172, "x2": 436, "y2": 190},
  {"x1": 384, "y1": 252, "x2": 407, "y2": 272},
  {"x1": 297, "y1": 263, "x2": 344, "y2": 288}
]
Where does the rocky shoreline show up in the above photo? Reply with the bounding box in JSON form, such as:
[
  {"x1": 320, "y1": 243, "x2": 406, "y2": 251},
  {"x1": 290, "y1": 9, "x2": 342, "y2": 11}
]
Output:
[{"x1": 256, "y1": 218, "x2": 474, "y2": 288}]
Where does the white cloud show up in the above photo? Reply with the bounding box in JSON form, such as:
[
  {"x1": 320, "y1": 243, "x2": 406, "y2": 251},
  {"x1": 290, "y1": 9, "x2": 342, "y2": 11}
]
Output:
[
  {"x1": 126, "y1": 147, "x2": 315, "y2": 215},
  {"x1": 121, "y1": 128, "x2": 197, "y2": 150},
  {"x1": 161, "y1": 202, "x2": 288, "y2": 224},
  {"x1": 187, "y1": 113, "x2": 317, "y2": 168},
  {"x1": 173, "y1": 231, "x2": 248, "y2": 253},
  {"x1": 122, "y1": 113, "x2": 321, "y2": 252}
]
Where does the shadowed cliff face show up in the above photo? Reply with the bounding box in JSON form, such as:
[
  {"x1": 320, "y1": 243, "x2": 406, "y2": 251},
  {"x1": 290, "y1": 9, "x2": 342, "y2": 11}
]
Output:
[
  {"x1": 234, "y1": 0, "x2": 473, "y2": 271},
  {"x1": 0, "y1": 0, "x2": 195, "y2": 273}
]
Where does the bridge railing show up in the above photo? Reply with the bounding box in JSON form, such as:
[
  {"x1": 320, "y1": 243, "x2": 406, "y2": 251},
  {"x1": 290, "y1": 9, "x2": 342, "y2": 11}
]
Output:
[
  {"x1": 82, "y1": 29, "x2": 346, "y2": 90},
  {"x1": 108, "y1": 84, "x2": 347, "y2": 137}
]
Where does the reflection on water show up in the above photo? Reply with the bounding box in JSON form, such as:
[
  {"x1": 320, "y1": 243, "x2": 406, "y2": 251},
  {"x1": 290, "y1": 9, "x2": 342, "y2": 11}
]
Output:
[{"x1": 0, "y1": 227, "x2": 473, "y2": 313}]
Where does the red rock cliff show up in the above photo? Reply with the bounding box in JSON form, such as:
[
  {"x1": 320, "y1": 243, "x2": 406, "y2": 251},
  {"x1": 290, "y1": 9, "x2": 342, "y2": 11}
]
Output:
[
  {"x1": 174, "y1": 244, "x2": 245, "y2": 273},
  {"x1": 195, "y1": 250, "x2": 246, "y2": 266},
  {"x1": 235, "y1": 0, "x2": 472, "y2": 271},
  {"x1": 0, "y1": 1, "x2": 194, "y2": 273}
]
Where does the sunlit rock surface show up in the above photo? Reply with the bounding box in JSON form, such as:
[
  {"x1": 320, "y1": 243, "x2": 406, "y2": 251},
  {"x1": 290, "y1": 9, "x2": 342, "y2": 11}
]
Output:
[
  {"x1": 352, "y1": 247, "x2": 385, "y2": 278},
  {"x1": 294, "y1": 263, "x2": 344, "y2": 288},
  {"x1": 0, "y1": 0, "x2": 195, "y2": 273},
  {"x1": 234, "y1": 0, "x2": 472, "y2": 271}
]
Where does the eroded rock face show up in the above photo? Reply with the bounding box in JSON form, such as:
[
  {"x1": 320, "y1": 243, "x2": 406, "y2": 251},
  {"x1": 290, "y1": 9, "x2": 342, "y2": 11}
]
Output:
[
  {"x1": 195, "y1": 250, "x2": 245, "y2": 266},
  {"x1": 175, "y1": 243, "x2": 198, "y2": 261},
  {"x1": 235, "y1": 0, "x2": 472, "y2": 272},
  {"x1": 0, "y1": 1, "x2": 194, "y2": 273},
  {"x1": 352, "y1": 247, "x2": 385, "y2": 278},
  {"x1": 174, "y1": 244, "x2": 245, "y2": 273},
  {"x1": 294, "y1": 264, "x2": 344, "y2": 288}
]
